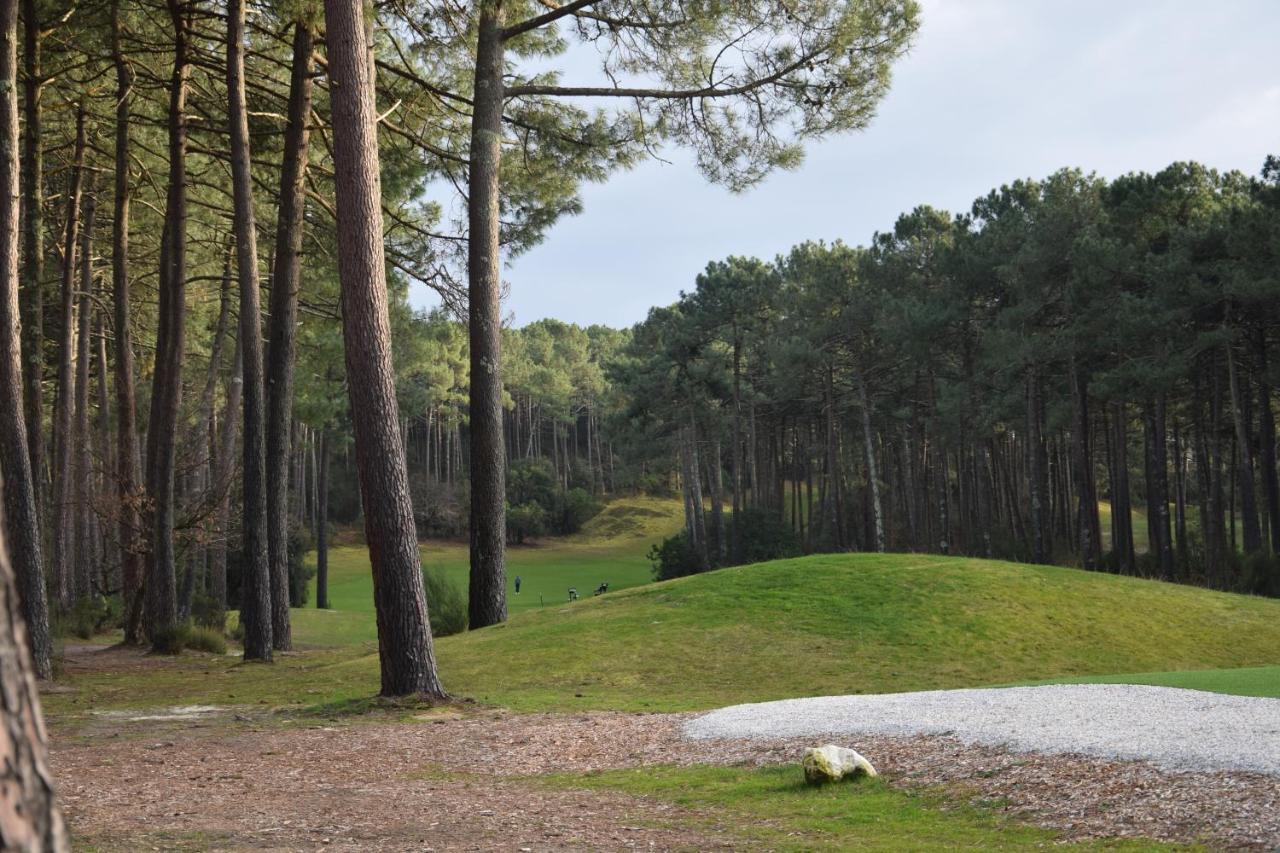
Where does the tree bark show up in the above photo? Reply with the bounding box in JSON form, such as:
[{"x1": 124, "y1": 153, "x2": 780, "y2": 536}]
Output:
[
  {"x1": 467, "y1": 1, "x2": 508, "y2": 629},
  {"x1": 0, "y1": 0, "x2": 49, "y2": 677},
  {"x1": 316, "y1": 428, "x2": 329, "y2": 609},
  {"x1": 0, "y1": 506, "x2": 69, "y2": 851},
  {"x1": 854, "y1": 371, "x2": 885, "y2": 552},
  {"x1": 227, "y1": 0, "x2": 272, "y2": 661},
  {"x1": 72, "y1": 177, "x2": 96, "y2": 601},
  {"x1": 144, "y1": 0, "x2": 192, "y2": 644},
  {"x1": 18, "y1": 0, "x2": 41, "y2": 521},
  {"x1": 1256, "y1": 331, "x2": 1279, "y2": 554},
  {"x1": 210, "y1": 329, "x2": 241, "y2": 624},
  {"x1": 324, "y1": 0, "x2": 446, "y2": 696},
  {"x1": 1226, "y1": 335, "x2": 1262, "y2": 554},
  {"x1": 50, "y1": 104, "x2": 85, "y2": 612},
  {"x1": 263, "y1": 19, "x2": 314, "y2": 650},
  {"x1": 111, "y1": 0, "x2": 143, "y2": 642}
]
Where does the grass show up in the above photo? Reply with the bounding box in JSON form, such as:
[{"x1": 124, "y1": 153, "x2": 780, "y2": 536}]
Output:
[
  {"x1": 295, "y1": 495, "x2": 683, "y2": 646},
  {"x1": 435, "y1": 552, "x2": 1280, "y2": 711},
  {"x1": 1030, "y1": 664, "x2": 1280, "y2": 698},
  {"x1": 45, "y1": 496, "x2": 1280, "y2": 716},
  {"x1": 541, "y1": 765, "x2": 1181, "y2": 850}
]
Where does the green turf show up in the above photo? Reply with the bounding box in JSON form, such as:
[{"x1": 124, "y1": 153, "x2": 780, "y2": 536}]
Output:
[
  {"x1": 435, "y1": 552, "x2": 1280, "y2": 711},
  {"x1": 542, "y1": 765, "x2": 1183, "y2": 850},
  {"x1": 1036, "y1": 664, "x2": 1280, "y2": 697},
  {"x1": 45, "y1": 501, "x2": 1280, "y2": 716},
  {"x1": 296, "y1": 495, "x2": 682, "y2": 646}
]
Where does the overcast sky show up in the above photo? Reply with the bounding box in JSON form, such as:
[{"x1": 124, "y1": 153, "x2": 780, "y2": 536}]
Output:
[{"x1": 409, "y1": 0, "x2": 1280, "y2": 329}]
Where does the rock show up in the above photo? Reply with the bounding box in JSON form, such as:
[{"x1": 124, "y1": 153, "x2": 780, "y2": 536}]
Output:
[{"x1": 802, "y1": 744, "x2": 877, "y2": 785}]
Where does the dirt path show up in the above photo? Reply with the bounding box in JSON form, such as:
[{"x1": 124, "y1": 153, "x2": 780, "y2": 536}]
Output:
[{"x1": 48, "y1": 702, "x2": 1280, "y2": 851}]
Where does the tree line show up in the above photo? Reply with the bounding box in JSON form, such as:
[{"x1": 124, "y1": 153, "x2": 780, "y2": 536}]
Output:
[
  {"x1": 0, "y1": 0, "x2": 918, "y2": 706},
  {"x1": 612, "y1": 160, "x2": 1280, "y2": 597}
]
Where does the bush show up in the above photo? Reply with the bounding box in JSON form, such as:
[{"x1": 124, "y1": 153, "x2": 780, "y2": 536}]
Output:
[
  {"x1": 190, "y1": 592, "x2": 226, "y2": 631},
  {"x1": 56, "y1": 596, "x2": 120, "y2": 640},
  {"x1": 185, "y1": 626, "x2": 228, "y2": 655},
  {"x1": 649, "y1": 507, "x2": 800, "y2": 581},
  {"x1": 1239, "y1": 550, "x2": 1280, "y2": 596},
  {"x1": 151, "y1": 625, "x2": 190, "y2": 655},
  {"x1": 506, "y1": 501, "x2": 548, "y2": 544},
  {"x1": 422, "y1": 567, "x2": 467, "y2": 637},
  {"x1": 557, "y1": 487, "x2": 599, "y2": 534},
  {"x1": 648, "y1": 532, "x2": 702, "y2": 581}
]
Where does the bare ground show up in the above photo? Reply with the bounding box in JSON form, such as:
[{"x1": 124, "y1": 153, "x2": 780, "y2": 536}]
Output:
[{"x1": 46, "y1": 646, "x2": 1280, "y2": 851}]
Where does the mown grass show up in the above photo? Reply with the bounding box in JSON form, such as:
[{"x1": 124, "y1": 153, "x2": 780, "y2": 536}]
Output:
[
  {"x1": 436, "y1": 552, "x2": 1280, "y2": 711},
  {"x1": 296, "y1": 495, "x2": 683, "y2": 645},
  {"x1": 45, "y1": 496, "x2": 1280, "y2": 716},
  {"x1": 541, "y1": 765, "x2": 1183, "y2": 851},
  {"x1": 1029, "y1": 664, "x2": 1280, "y2": 698}
]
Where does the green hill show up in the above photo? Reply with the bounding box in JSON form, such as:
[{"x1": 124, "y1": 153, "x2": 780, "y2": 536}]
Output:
[{"x1": 435, "y1": 552, "x2": 1280, "y2": 711}]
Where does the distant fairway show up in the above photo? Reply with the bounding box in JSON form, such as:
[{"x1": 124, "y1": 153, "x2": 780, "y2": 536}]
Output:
[{"x1": 297, "y1": 495, "x2": 683, "y2": 645}]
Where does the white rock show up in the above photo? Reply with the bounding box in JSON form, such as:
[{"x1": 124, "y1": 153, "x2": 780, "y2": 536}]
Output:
[{"x1": 801, "y1": 744, "x2": 878, "y2": 784}]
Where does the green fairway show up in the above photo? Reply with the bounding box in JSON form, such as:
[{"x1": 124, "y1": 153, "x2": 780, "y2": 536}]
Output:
[
  {"x1": 49, "y1": 524, "x2": 1280, "y2": 716},
  {"x1": 296, "y1": 495, "x2": 683, "y2": 646},
  {"x1": 436, "y1": 552, "x2": 1280, "y2": 711},
  {"x1": 1038, "y1": 664, "x2": 1280, "y2": 698}
]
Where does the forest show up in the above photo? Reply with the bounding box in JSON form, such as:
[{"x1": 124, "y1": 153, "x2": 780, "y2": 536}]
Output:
[{"x1": 0, "y1": 0, "x2": 1276, "y2": 848}]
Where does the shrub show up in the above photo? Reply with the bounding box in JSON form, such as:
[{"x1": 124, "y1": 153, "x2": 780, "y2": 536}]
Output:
[
  {"x1": 1239, "y1": 550, "x2": 1280, "y2": 596},
  {"x1": 506, "y1": 501, "x2": 548, "y2": 544},
  {"x1": 151, "y1": 625, "x2": 190, "y2": 655},
  {"x1": 649, "y1": 507, "x2": 800, "y2": 581},
  {"x1": 185, "y1": 626, "x2": 228, "y2": 655},
  {"x1": 557, "y1": 487, "x2": 599, "y2": 534},
  {"x1": 648, "y1": 532, "x2": 702, "y2": 581},
  {"x1": 422, "y1": 567, "x2": 468, "y2": 637},
  {"x1": 190, "y1": 592, "x2": 226, "y2": 631},
  {"x1": 56, "y1": 596, "x2": 120, "y2": 640}
]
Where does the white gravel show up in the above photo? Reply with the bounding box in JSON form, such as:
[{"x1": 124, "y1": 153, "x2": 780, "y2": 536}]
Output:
[{"x1": 683, "y1": 684, "x2": 1280, "y2": 776}]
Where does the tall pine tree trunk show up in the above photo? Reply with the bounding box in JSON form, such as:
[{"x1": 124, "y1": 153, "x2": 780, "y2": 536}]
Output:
[
  {"x1": 315, "y1": 428, "x2": 329, "y2": 609},
  {"x1": 144, "y1": 0, "x2": 192, "y2": 644},
  {"x1": 262, "y1": 20, "x2": 312, "y2": 647},
  {"x1": 18, "y1": 0, "x2": 41, "y2": 521},
  {"x1": 50, "y1": 104, "x2": 85, "y2": 612},
  {"x1": 227, "y1": 0, "x2": 272, "y2": 660},
  {"x1": 0, "y1": 510, "x2": 68, "y2": 851},
  {"x1": 1226, "y1": 334, "x2": 1262, "y2": 554},
  {"x1": 111, "y1": 0, "x2": 143, "y2": 642},
  {"x1": 0, "y1": 0, "x2": 49, "y2": 677},
  {"x1": 324, "y1": 0, "x2": 446, "y2": 696},
  {"x1": 72, "y1": 179, "x2": 95, "y2": 601},
  {"x1": 466, "y1": 1, "x2": 508, "y2": 629}
]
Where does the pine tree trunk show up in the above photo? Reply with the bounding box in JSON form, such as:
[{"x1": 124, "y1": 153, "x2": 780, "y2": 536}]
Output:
[
  {"x1": 228, "y1": 0, "x2": 272, "y2": 661},
  {"x1": 18, "y1": 0, "x2": 41, "y2": 521},
  {"x1": 316, "y1": 428, "x2": 329, "y2": 609},
  {"x1": 0, "y1": 510, "x2": 68, "y2": 851},
  {"x1": 72, "y1": 178, "x2": 96, "y2": 601},
  {"x1": 324, "y1": 0, "x2": 446, "y2": 696},
  {"x1": 854, "y1": 372, "x2": 885, "y2": 552},
  {"x1": 262, "y1": 21, "x2": 314, "y2": 651},
  {"x1": 1256, "y1": 331, "x2": 1279, "y2": 554},
  {"x1": 210, "y1": 330, "x2": 241, "y2": 624},
  {"x1": 1226, "y1": 335, "x2": 1262, "y2": 554},
  {"x1": 0, "y1": 0, "x2": 50, "y2": 677},
  {"x1": 1026, "y1": 370, "x2": 1048, "y2": 563},
  {"x1": 466, "y1": 1, "x2": 508, "y2": 629},
  {"x1": 144, "y1": 0, "x2": 192, "y2": 644},
  {"x1": 111, "y1": 0, "x2": 143, "y2": 642},
  {"x1": 1070, "y1": 365, "x2": 1101, "y2": 570},
  {"x1": 50, "y1": 104, "x2": 85, "y2": 612}
]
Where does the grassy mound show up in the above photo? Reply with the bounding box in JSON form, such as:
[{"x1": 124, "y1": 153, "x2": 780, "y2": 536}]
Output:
[{"x1": 435, "y1": 553, "x2": 1280, "y2": 711}]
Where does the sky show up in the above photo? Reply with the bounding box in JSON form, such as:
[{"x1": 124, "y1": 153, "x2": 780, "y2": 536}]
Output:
[{"x1": 409, "y1": 0, "x2": 1280, "y2": 329}]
